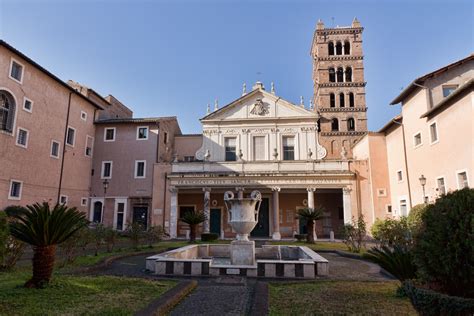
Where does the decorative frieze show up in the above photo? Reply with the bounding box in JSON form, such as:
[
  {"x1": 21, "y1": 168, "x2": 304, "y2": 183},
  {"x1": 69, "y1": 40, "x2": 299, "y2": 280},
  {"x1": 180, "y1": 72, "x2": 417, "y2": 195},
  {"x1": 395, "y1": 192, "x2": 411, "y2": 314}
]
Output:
[
  {"x1": 319, "y1": 107, "x2": 367, "y2": 113},
  {"x1": 318, "y1": 82, "x2": 366, "y2": 88}
]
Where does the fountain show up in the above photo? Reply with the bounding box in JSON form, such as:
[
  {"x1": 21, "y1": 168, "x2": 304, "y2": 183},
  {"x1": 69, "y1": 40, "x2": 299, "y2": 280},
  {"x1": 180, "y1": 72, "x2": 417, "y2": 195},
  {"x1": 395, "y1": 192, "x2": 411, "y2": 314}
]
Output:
[{"x1": 146, "y1": 190, "x2": 329, "y2": 278}]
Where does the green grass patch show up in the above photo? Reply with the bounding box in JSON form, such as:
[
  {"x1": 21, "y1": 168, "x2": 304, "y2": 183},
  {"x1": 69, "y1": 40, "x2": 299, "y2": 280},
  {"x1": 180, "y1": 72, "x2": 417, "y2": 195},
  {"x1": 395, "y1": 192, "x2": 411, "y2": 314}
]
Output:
[
  {"x1": 269, "y1": 280, "x2": 416, "y2": 315},
  {"x1": 0, "y1": 271, "x2": 176, "y2": 316}
]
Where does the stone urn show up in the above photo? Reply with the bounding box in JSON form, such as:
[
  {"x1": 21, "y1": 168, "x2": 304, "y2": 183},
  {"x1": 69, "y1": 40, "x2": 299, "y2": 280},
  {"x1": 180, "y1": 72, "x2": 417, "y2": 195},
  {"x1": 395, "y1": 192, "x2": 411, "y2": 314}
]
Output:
[{"x1": 224, "y1": 190, "x2": 262, "y2": 265}]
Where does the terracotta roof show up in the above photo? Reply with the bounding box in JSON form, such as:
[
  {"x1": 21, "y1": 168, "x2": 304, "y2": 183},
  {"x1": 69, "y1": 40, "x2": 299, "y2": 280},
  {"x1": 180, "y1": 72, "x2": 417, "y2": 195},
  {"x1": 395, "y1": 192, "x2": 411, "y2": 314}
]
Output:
[
  {"x1": 390, "y1": 54, "x2": 474, "y2": 105},
  {"x1": 420, "y1": 78, "x2": 474, "y2": 119},
  {"x1": 94, "y1": 116, "x2": 177, "y2": 125},
  {"x1": 378, "y1": 114, "x2": 403, "y2": 133},
  {"x1": 0, "y1": 40, "x2": 104, "y2": 110}
]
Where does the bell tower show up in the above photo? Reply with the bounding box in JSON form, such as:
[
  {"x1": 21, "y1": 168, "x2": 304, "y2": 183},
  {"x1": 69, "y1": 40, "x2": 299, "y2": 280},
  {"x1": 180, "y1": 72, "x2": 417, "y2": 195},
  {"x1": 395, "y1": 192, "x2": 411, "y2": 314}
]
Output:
[{"x1": 311, "y1": 18, "x2": 368, "y2": 159}]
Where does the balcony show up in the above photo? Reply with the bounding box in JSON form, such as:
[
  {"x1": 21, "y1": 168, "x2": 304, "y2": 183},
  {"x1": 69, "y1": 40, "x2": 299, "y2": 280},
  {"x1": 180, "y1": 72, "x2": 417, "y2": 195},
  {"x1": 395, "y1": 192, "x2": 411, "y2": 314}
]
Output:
[{"x1": 171, "y1": 160, "x2": 350, "y2": 175}]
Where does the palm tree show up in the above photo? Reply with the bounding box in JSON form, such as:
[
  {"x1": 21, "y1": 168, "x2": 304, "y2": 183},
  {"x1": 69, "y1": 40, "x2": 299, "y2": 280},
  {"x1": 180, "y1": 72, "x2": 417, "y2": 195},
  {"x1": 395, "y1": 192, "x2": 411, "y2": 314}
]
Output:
[
  {"x1": 297, "y1": 207, "x2": 324, "y2": 243},
  {"x1": 363, "y1": 245, "x2": 417, "y2": 282},
  {"x1": 6, "y1": 202, "x2": 88, "y2": 288},
  {"x1": 180, "y1": 210, "x2": 206, "y2": 243}
]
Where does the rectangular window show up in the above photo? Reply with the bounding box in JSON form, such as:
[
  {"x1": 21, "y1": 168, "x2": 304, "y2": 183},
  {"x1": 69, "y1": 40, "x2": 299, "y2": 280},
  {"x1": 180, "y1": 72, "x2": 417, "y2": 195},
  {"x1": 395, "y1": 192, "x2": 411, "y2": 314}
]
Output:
[
  {"x1": 8, "y1": 180, "x2": 22, "y2": 200},
  {"x1": 282, "y1": 136, "x2": 295, "y2": 160},
  {"x1": 413, "y1": 132, "x2": 422, "y2": 147},
  {"x1": 23, "y1": 97, "x2": 33, "y2": 112},
  {"x1": 116, "y1": 202, "x2": 125, "y2": 231},
  {"x1": 104, "y1": 127, "x2": 115, "y2": 142},
  {"x1": 224, "y1": 137, "x2": 237, "y2": 161},
  {"x1": 399, "y1": 199, "x2": 407, "y2": 216},
  {"x1": 437, "y1": 177, "x2": 446, "y2": 195},
  {"x1": 253, "y1": 136, "x2": 265, "y2": 161},
  {"x1": 10, "y1": 59, "x2": 24, "y2": 83},
  {"x1": 16, "y1": 128, "x2": 29, "y2": 148},
  {"x1": 386, "y1": 205, "x2": 392, "y2": 213},
  {"x1": 135, "y1": 160, "x2": 146, "y2": 178},
  {"x1": 137, "y1": 126, "x2": 148, "y2": 140},
  {"x1": 442, "y1": 85, "x2": 458, "y2": 97},
  {"x1": 377, "y1": 188, "x2": 387, "y2": 197},
  {"x1": 81, "y1": 198, "x2": 88, "y2": 206},
  {"x1": 85, "y1": 135, "x2": 94, "y2": 157},
  {"x1": 66, "y1": 127, "x2": 75, "y2": 146},
  {"x1": 457, "y1": 171, "x2": 469, "y2": 189},
  {"x1": 60, "y1": 195, "x2": 68, "y2": 205},
  {"x1": 397, "y1": 170, "x2": 403, "y2": 182},
  {"x1": 101, "y1": 161, "x2": 112, "y2": 179},
  {"x1": 164, "y1": 132, "x2": 168, "y2": 144},
  {"x1": 430, "y1": 122, "x2": 438, "y2": 144},
  {"x1": 51, "y1": 140, "x2": 60, "y2": 158},
  {"x1": 81, "y1": 111, "x2": 87, "y2": 121}
]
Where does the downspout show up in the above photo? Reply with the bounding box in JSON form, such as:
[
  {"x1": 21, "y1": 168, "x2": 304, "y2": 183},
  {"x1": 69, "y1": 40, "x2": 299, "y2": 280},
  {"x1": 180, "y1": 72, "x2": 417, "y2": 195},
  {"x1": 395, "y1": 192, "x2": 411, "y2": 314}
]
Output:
[
  {"x1": 57, "y1": 92, "x2": 72, "y2": 204},
  {"x1": 393, "y1": 120, "x2": 413, "y2": 209}
]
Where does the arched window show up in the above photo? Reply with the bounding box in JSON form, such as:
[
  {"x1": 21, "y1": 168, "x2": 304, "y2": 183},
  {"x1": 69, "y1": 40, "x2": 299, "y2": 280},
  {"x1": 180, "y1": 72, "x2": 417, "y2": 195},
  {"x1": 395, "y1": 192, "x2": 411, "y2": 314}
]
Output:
[
  {"x1": 0, "y1": 90, "x2": 16, "y2": 133},
  {"x1": 344, "y1": 41, "x2": 350, "y2": 55},
  {"x1": 337, "y1": 67, "x2": 344, "y2": 82},
  {"x1": 335, "y1": 42, "x2": 343, "y2": 55},
  {"x1": 330, "y1": 93, "x2": 335, "y2": 107},
  {"x1": 349, "y1": 92, "x2": 355, "y2": 107},
  {"x1": 347, "y1": 118, "x2": 355, "y2": 131},
  {"x1": 328, "y1": 42, "x2": 334, "y2": 55},
  {"x1": 331, "y1": 118, "x2": 339, "y2": 131},
  {"x1": 345, "y1": 67, "x2": 352, "y2": 82},
  {"x1": 93, "y1": 201, "x2": 103, "y2": 223},
  {"x1": 339, "y1": 93, "x2": 345, "y2": 107},
  {"x1": 329, "y1": 68, "x2": 336, "y2": 82}
]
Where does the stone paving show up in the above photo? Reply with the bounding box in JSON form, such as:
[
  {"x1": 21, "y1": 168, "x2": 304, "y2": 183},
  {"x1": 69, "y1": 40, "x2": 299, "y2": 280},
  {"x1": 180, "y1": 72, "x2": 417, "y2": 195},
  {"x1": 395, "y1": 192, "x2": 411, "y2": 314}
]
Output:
[{"x1": 94, "y1": 250, "x2": 392, "y2": 315}]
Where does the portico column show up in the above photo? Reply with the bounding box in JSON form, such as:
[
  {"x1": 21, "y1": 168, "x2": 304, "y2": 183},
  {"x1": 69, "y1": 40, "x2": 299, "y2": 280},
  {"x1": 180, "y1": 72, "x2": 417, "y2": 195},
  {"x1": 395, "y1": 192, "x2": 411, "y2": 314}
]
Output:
[
  {"x1": 342, "y1": 187, "x2": 352, "y2": 224},
  {"x1": 272, "y1": 187, "x2": 281, "y2": 240},
  {"x1": 203, "y1": 187, "x2": 211, "y2": 233},
  {"x1": 307, "y1": 188, "x2": 317, "y2": 241},
  {"x1": 169, "y1": 187, "x2": 178, "y2": 239}
]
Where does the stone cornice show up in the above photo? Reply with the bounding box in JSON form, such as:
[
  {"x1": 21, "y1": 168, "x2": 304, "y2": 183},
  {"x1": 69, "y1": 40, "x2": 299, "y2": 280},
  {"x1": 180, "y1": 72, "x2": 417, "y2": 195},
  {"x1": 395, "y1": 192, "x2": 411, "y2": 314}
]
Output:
[
  {"x1": 316, "y1": 27, "x2": 363, "y2": 35},
  {"x1": 319, "y1": 107, "x2": 367, "y2": 113},
  {"x1": 315, "y1": 56, "x2": 364, "y2": 61},
  {"x1": 321, "y1": 131, "x2": 367, "y2": 136},
  {"x1": 317, "y1": 82, "x2": 367, "y2": 88}
]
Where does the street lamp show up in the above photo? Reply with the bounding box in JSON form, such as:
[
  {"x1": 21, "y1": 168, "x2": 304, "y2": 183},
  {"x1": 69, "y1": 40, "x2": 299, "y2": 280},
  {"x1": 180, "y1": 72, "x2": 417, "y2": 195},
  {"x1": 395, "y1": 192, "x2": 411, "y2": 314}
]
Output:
[{"x1": 419, "y1": 174, "x2": 427, "y2": 203}]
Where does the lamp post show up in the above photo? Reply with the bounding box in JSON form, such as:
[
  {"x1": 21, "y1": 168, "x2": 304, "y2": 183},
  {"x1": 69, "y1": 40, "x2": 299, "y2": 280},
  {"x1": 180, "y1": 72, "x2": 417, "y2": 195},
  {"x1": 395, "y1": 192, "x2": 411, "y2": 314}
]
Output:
[
  {"x1": 419, "y1": 174, "x2": 427, "y2": 203},
  {"x1": 101, "y1": 179, "x2": 109, "y2": 224}
]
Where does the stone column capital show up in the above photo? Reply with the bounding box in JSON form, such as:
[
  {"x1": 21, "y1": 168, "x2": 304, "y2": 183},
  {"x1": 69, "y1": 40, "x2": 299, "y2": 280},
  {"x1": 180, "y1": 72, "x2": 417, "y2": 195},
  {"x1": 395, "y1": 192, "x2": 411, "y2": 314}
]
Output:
[
  {"x1": 271, "y1": 186, "x2": 281, "y2": 192},
  {"x1": 306, "y1": 188, "x2": 317, "y2": 192},
  {"x1": 342, "y1": 186, "x2": 352, "y2": 195},
  {"x1": 202, "y1": 187, "x2": 212, "y2": 193},
  {"x1": 235, "y1": 187, "x2": 245, "y2": 192},
  {"x1": 169, "y1": 186, "x2": 178, "y2": 193}
]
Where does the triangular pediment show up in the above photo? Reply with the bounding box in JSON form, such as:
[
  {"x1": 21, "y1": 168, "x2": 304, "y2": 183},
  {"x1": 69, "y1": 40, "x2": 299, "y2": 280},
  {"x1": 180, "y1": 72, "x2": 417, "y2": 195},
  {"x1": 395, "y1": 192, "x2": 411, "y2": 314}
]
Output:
[{"x1": 201, "y1": 89, "x2": 316, "y2": 122}]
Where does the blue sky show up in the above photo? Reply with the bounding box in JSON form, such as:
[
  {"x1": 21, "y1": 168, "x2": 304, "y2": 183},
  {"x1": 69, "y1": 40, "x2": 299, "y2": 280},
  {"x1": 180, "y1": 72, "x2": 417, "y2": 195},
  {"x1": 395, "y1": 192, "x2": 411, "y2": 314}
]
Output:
[{"x1": 1, "y1": 0, "x2": 472, "y2": 133}]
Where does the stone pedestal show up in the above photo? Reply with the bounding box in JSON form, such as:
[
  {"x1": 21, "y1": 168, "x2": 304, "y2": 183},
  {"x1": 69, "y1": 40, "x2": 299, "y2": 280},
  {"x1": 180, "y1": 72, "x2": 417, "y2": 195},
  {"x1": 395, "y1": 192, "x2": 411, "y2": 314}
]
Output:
[{"x1": 230, "y1": 240, "x2": 255, "y2": 266}]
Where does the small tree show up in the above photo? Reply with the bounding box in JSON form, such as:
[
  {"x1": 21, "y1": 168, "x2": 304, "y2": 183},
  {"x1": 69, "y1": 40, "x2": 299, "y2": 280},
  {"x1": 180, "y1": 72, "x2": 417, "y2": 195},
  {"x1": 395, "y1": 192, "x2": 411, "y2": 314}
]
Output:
[
  {"x1": 371, "y1": 217, "x2": 413, "y2": 249},
  {"x1": 413, "y1": 188, "x2": 474, "y2": 298},
  {"x1": 180, "y1": 211, "x2": 206, "y2": 243},
  {"x1": 91, "y1": 224, "x2": 107, "y2": 256},
  {"x1": 341, "y1": 214, "x2": 367, "y2": 253},
  {"x1": 0, "y1": 210, "x2": 25, "y2": 270},
  {"x1": 297, "y1": 207, "x2": 324, "y2": 243},
  {"x1": 6, "y1": 202, "x2": 88, "y2": 288},
  {"x1": 144, "y1": 226, "x2": 165, "y2": 248},
  {"x1": 126, "y1": 222, "x2": 145, "y2": 249},
  {"x1": 59, "y1": 226, "x2": 92, "y2": 266},
  {"x1": 104, "y1": 227, "x2": 118, "y2": 252}
]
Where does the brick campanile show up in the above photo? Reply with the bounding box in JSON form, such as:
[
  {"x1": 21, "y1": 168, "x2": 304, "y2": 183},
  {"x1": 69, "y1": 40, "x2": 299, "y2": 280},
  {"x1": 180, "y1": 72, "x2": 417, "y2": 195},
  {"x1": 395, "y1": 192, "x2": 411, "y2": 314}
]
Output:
[{"x1": 311, "y1": 18, "x2": 368, "y2": 159}]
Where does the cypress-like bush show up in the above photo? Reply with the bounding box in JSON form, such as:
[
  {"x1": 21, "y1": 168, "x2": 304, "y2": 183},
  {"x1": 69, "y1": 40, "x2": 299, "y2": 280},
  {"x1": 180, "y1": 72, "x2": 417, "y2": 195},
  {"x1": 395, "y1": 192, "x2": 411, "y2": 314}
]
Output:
[{"x1": 413, "y1": 188, "x2": 474, "y2": 298}]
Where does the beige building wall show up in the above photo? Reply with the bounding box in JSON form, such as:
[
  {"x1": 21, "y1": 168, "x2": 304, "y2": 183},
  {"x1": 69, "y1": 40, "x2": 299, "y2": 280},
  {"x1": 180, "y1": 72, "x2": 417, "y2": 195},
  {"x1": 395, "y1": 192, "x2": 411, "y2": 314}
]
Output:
[{"x1": 0, "y1": 44, "x2": 100, "y2": 213}]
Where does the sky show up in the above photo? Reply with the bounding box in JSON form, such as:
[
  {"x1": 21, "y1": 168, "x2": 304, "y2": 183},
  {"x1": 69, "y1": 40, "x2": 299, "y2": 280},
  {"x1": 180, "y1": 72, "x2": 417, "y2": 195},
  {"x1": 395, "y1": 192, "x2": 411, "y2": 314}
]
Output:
[{"x1": 0, "y1": 0, "x2": 472, "y2": 134}]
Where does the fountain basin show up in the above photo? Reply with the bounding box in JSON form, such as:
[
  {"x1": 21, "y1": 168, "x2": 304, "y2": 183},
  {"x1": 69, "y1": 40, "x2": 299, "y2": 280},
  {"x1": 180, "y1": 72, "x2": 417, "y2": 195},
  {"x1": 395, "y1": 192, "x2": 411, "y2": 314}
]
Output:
[{"x1": 146, "y1": 244, "x2": 329, "y2": 278}]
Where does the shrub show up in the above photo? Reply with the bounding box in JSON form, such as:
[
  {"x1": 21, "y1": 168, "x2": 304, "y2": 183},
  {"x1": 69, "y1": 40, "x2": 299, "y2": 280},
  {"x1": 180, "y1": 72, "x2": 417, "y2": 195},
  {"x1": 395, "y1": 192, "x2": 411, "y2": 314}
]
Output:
[
  {"x1": 413, "y1": 188, "x2": 474, "y2": 298},
  {"x1": 403, "y1": 280, "x2": 474, "y2": 316},
  {"x1": 371, "y1": 217, "x2": 413, "y2": 249},
  {"x1": 180, "y1": 211, "x2": 206, "y2": 243},
  {"x1": 126, "y1": 222, "x2": 145, "y2": 249},
  {"x1": 59, "y1": 226, "x2": 93, "y2": 265},
  {"x1": 104, "y1": 227, "x2": 118, "y2": 252},
  {"x1": 201, "y1": 233, "x2": 218, "y2": 242},
  {"x1": 144, "y1": 226, "x2": 165, "y2": 247},
  {"x1": 407, "y1": 203, "x2": 428, "y2": 232},
  {"x1": 0, "y1": 210, "x2": 25, "y2": 270},
  {"x1": 363, "y1": 245, "x2": 417, "y2": 282},
  {"x1": 90, "y1": 223, "x2": 107, "y2": 256},
  {"x1": 340, "y1": 214, "x2": 367, "y2": 253}
]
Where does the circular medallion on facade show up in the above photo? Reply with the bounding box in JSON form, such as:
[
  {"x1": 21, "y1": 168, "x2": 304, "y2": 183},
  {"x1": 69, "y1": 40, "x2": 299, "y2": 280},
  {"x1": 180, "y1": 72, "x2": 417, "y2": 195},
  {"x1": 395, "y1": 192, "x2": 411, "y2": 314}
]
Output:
[
  {"x1": 303, "y1": 199, "x2": 308, "y2": 206},
  {"x1": 211, "y1": 199, "x2": 218, "y2": 207}
]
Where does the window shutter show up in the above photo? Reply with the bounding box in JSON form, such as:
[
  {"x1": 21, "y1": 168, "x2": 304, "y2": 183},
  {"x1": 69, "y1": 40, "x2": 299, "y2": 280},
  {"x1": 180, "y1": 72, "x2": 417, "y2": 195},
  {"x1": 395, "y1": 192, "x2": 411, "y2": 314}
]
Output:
[{"x1": 253, "y1": 136, "x2": 265, "y2": 160}]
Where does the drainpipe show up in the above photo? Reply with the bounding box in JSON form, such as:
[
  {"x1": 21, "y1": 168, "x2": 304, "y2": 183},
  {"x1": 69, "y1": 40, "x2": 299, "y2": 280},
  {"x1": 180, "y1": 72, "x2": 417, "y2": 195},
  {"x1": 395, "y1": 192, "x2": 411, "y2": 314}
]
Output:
[
  {"x1": 57, "y1": 92, "x2": 72, "y2": 204},
  {"x1": 393, "y1": 120, "x2": 413, "y2": 209}
]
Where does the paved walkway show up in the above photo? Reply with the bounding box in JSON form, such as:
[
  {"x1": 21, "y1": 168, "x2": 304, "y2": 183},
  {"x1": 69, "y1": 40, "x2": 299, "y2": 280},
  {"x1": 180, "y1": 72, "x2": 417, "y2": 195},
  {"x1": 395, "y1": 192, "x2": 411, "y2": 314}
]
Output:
[{"x1": 92, "y1": 250, "x2": 392, "y2": 315}]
